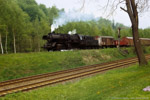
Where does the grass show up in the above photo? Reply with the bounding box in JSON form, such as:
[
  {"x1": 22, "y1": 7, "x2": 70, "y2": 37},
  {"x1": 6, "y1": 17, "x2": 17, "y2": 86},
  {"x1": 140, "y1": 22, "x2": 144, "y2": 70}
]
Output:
[
  {"x1": 0, "y1": 47, "x2": 140, "y2": 82},
  {"x1": 1, "y1": 47, "x2": 150, "y2": 82},
  {"x1": 0, "y1": 47, "x2": 150, "y2": 99},
  {"x1": 1, "y1": 62, "x2": 150, "y2": 100}
]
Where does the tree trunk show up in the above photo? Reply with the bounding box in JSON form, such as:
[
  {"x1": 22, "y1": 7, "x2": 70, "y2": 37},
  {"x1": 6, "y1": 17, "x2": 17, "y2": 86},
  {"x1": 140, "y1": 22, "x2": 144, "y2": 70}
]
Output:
[
  {"x1": 132, "y1": 25, "x2": 147, "y2": 65},
  {"x1": 5, "y1": 28, "x2": 8, "y2": 54},
  {"x1": 125, "y1": 0, "x2": 147, "y2": 65},
  {"x1": 0, "y1": 33, "x2": 4, "y2": 54},
  {"x1": 13, "y1": 28, "x2": 16, "y2": 54},
  {"x1": 30, "y1": 38, "x2": 32, "y2": 52},
  {"x1": 38, "y1": 43, "x2": 41, "y2": 52},
  {"x1": 38, "y1": 36, "x2": 41, "y2": 52}
]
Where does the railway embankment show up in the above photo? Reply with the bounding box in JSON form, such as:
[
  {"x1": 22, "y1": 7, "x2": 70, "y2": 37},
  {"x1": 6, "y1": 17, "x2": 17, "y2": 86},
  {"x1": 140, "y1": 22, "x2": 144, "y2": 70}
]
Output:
[
  {"x1": 0, "y1": 47, "x2": 150, "y2": 82},
  {"x1": 1, "y1": 58, "x2": 150, "y2": 99}
]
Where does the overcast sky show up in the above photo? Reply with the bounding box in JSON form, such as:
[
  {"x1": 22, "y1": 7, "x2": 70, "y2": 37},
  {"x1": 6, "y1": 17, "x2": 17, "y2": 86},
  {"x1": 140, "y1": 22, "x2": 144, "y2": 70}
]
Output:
[{"x1": 35, "y1": 0, "x2": 150, "y2": 29}]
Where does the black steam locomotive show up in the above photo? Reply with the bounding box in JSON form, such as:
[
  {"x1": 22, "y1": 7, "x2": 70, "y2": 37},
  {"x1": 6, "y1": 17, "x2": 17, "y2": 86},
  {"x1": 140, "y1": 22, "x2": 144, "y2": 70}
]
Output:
[{"x1": 42, "y1": 32, "x2": 99, "y2": 51}]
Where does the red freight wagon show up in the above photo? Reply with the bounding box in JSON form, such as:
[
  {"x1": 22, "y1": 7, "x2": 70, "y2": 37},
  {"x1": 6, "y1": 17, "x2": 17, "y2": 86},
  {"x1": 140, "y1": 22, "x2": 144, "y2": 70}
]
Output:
[
  {"x1": 115, "y1": 37, "x2": 133, "y2": 47},
  {"x1": 116, "y1": 37, "x2": 150, "y2": 47}
]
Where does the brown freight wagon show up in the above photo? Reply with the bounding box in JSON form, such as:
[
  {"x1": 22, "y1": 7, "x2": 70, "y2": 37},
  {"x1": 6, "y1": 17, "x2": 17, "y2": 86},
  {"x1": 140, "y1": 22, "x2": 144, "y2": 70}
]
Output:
[
  {"x1": 95, "y1": 36, "x2": 115, "y2": 47},
  {"x1": 121, "y1": 37, "x2": 150, "y2": 46},
  {"x1": 140, "y1": 38, "x2": 150, "y2": 46}
]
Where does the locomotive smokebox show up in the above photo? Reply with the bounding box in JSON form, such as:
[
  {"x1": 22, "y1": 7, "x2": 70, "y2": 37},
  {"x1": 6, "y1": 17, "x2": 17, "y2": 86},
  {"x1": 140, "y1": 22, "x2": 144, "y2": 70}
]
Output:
[{"x1": 42, "y1": 35, "x2": 49, "y2": 40}]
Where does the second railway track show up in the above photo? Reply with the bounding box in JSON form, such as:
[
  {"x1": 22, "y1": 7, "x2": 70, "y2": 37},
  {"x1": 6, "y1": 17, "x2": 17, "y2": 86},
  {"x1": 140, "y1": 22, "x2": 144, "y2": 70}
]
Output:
[{"x1": 0, "y1": 55, "x2": 150, "y2": 97}]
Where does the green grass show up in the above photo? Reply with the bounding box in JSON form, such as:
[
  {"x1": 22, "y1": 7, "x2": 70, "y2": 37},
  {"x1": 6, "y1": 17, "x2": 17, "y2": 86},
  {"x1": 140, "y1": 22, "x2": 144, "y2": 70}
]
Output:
[
  {"x1": 1, "y1": 47, "x2": 150, "y2": 82},
  {"x1": 1, "y1": 62, "x2": 150, "y2": 100},
  {"x1": 0, "y1": 48, "x2": 132, "y2": 82}
]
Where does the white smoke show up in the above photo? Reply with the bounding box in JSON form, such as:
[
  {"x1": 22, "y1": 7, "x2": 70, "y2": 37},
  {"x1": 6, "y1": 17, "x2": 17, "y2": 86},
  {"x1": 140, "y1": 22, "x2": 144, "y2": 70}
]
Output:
[
  {"x1": 51, "y1": 10, "x2": 97, "y2": 32},
  {"x1": 71, "y1": 29, "x2": 76, "y2": 34},
  {"x1": 51, "y1": 24, "x2": 58, "y2": 32},
  {"x1": 68, "y1": 29, "x2": 76, "y2": 35}
]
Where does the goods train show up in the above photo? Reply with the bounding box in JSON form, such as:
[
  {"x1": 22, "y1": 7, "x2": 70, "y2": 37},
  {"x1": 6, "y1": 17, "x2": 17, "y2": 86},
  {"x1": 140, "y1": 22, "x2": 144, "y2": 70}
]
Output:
[{"x1": 42, "y1": 32, "x2": 150, "y2": 51}]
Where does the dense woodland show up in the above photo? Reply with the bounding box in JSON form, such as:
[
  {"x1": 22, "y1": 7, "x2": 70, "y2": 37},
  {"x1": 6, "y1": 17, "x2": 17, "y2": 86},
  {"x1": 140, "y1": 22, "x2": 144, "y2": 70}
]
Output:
[{"x1": 0, "y1": 0, "x2": 150, "y2": 54}]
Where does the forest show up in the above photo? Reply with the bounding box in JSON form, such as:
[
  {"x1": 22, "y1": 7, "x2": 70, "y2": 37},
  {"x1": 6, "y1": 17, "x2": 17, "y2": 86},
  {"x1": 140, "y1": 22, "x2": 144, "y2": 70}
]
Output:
[{"x1": 0, "y1": 0, "x2": 150, "y2": 54}]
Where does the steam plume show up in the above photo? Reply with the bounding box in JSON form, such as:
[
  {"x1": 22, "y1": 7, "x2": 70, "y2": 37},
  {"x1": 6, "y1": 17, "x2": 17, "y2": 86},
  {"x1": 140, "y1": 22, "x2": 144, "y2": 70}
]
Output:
[{"x1": 51, "y1": 10, "x2": 97, "y2": 32}]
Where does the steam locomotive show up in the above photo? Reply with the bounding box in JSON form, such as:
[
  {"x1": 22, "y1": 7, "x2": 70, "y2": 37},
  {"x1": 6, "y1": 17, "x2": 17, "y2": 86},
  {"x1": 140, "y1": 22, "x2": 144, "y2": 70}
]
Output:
[
  {"x1": 42, "y1": 32, "x2": 99, "y2": 51},
  {"x1": 42, "y1": 32, "x2": 150, "y2": 51}
]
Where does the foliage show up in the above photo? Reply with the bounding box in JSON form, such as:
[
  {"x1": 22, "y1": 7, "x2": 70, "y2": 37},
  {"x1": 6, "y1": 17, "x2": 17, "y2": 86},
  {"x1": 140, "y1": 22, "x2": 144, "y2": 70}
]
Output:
[
  {"x1": 0, "y1": 0, "x2": 60, "y2": 53},
  {"x1": 55, "y1": 19, "x2": 118, "y2": 36},
  {"x1": 55, "y1": 18, "x2": 150, "y2": 39},
  {"x1": 0, "y1": 0, "x2": 150, "y2": 53}
]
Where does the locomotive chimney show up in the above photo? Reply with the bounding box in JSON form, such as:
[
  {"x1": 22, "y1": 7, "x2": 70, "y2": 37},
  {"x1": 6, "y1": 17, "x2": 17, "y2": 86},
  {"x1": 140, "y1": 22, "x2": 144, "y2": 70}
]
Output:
[{"x1": 42, "y1": 35, "x2": 48, "y2": 40}]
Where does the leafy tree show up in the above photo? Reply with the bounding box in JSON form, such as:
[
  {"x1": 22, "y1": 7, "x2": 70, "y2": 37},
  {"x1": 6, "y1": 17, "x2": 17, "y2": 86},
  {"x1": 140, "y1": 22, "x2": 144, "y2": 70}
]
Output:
[
  {"x1": 0, "y1": 0, "x2": 61, "y2": 53},
  {"x1": 39, "y1": 4, "x2": 48, "y2": 16},
  {"x1": 17, "y1": 0, "x2": 46, "y2": 21},
  {"x1": 48, "y1": 6, "x2": 60, "y2": 26}
]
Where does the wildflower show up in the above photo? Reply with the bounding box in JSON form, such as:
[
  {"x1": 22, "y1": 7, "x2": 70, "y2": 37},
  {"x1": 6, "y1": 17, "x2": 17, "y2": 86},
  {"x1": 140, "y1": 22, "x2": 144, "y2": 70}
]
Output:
[
  {"x1": 97, "y1": 91, "x2": 100, "y2": 94},
  {"x1": 143, "y1": 86, "x2": 150, "y2": 91},
  {"x1": 112, "y1": 86, "x2": 115, "y2": 88}
]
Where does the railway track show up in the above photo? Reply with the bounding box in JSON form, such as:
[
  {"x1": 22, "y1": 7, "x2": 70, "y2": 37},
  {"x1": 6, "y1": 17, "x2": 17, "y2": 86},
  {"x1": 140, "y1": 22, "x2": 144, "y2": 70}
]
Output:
[{"x1": 0, "y1": 55, "x2": 150, "y2": 97}]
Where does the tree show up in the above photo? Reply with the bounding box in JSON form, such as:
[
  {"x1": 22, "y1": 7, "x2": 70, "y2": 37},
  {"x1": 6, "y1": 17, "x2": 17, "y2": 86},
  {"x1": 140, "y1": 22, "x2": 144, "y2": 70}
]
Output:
[
  {"x1": 0, "y1": 0, "x2": 10, "y2": 54},
  {"x1": 9, "y1": 1, "x2": 26, "y2": 53},
  {"x1": 39, "y1": 4, "x2": 48, "y2": 16},
  {"x1": 17, "y1": 0, "x2": 46, "y2": 21},
  {"x1": 0, "y1": 0, "x2": 61, "y2": 53},
  {"x1": 0, "y1": 31, "x2": 4, "y2": 54},
  {"x1": 121, "y1": 0, "x2": 148, "y2": 65},
  {"x1": 0, "y1": 25, "x2": 8, "y2": 54},
  {"x1": 83, "y1": 0, "x2": 149, "y2": 65},
  {"x1": 48, "y1": 6, "x2": 60, "y2": 26},
  {"x1": 6, "y1": 0, "x2": 32, "y2": 53}
]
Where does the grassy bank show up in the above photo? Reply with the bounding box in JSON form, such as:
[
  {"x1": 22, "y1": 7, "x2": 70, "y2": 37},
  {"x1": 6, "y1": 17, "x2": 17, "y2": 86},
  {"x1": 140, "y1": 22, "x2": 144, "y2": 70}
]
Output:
[
  {"x1": 1, "y1": 61, "x2": 150, "y2": 100},
  {"x1": 0, "y1": 47, "x2": 150, "y2": 82}
]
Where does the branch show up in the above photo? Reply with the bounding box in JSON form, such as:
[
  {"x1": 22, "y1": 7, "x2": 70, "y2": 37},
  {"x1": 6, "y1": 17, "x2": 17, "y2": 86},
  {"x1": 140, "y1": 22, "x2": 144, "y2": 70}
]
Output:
[
  {"x1": 126, "y1": 0, "x2": 135, "y2": 24},
  {"x1": 104, "y1": 0, "x2": 110, "y2": 13},
  {"x1": 107, "y1": 0, "x2": 125, "y2": 17},
  {"x1": 120, "y1": 7, "x2": 127, "y2": 12},
  {"x1": 79, "y1": 0, "x2": 85, "y2": 11}
]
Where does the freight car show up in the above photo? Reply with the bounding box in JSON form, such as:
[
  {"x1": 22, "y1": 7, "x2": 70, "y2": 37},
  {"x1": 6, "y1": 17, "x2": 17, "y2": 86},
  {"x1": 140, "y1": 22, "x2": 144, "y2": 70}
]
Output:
[
  {"x1": 115, "y1": 37, "x2": 150, "y2": 47},
  {"x1": 139, "y1": 38, "x2": 150, "y2": 46},
  {"x1": 95, "y1": 36, "x2": 115, "y2": 48},
  {"x1": 115, "y1": 37, "x2": 133, "y2": 47}
]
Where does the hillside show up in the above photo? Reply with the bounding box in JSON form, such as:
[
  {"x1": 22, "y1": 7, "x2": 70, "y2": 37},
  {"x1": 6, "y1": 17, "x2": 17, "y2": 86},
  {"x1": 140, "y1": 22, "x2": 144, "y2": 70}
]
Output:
[
  {"x1": 1, "y1": 47, "x2": 150, "y2": 82},
  {"x1": 1, "y1": 60, "x2": 150, "y2": 100}
]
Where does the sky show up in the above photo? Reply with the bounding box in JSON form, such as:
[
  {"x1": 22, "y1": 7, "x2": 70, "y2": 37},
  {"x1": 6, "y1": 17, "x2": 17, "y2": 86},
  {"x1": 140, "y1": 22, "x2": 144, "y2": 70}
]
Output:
[{"x1": 35, "y1": 0, "x2": 150, "y2": 29}]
